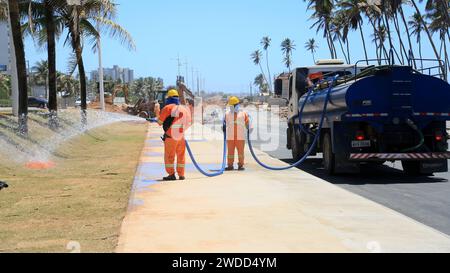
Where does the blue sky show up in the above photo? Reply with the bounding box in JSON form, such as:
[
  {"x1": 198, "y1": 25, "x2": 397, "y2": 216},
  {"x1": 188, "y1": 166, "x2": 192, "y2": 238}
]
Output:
[{"x1": 24, "y1": 0, "x2": 433, "y2": 93}]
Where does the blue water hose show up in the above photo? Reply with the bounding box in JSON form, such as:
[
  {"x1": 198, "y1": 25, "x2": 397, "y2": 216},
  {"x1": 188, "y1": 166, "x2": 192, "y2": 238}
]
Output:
[
  {"x1": 296, "y1": 87, "x2": 315, "y2": 136},
  {"x1": 247, "y1": 76, "x2": 338, "y2": 171},
  {"x1": 185, "y1": 124, "x2": 228, "y2": 177}
]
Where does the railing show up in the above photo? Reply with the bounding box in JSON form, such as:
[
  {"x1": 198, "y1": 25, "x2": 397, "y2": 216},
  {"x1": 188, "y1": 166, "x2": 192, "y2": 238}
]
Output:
[
  {"x1": 311, "y1": 50, "x2": 448, "y2": 92},
  {"x1": 410, "y1": 59, "x2": 447, "y2": 81}
]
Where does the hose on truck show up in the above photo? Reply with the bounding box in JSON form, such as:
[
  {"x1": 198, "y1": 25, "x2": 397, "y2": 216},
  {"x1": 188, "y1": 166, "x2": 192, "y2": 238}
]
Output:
[
  {"x1": 247, "y1": 76, "x2": 339, "y2": 171},
  {"x1": 401, "y1": 119, "x2": 425, "y2": 153}
]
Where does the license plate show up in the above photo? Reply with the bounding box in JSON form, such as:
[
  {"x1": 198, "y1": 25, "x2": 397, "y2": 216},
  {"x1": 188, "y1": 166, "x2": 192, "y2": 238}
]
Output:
[{"x1": 352, "y1": 140, "x2": 371, "y2": 148}]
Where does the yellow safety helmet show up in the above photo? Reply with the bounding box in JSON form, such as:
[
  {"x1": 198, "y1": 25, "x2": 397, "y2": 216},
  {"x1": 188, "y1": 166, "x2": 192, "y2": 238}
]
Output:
[
  {"x1": 167, "y1": 89, "x2": 179, "y2": 98},
  {"x1": 228, "y1": 96, "x2": 240, "y2": 106}
]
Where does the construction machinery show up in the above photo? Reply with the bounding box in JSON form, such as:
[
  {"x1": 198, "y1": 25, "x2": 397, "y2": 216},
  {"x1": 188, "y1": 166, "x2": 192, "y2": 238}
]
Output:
[
  {"x1": 280, "y1": 57, "x2": 450, "y2": 175},
  {"x1": 126, "y1": 78, "x2": 197, "y2": 119}
]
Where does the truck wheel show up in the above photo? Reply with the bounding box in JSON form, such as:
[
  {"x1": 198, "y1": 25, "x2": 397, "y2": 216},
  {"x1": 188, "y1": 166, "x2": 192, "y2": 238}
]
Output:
[
  {"x1": 291, "y1": 128, "x2": 302, "y2": 161},
  {"x1": 402, "y1": 161, "x2": 432, "y2": 176},
  {"x1": 322, "y1": 132, "x2": 336, "y2": 175}
]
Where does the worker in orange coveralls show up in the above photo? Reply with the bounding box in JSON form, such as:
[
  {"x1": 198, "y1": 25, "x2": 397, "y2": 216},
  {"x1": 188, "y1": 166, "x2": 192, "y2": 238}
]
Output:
[
  {"x1": 148, "y1": 89, "x2": 192, "y2": 181},
  {"x1": 223, "y1": 96, "x2": 251, "y2": 171}
]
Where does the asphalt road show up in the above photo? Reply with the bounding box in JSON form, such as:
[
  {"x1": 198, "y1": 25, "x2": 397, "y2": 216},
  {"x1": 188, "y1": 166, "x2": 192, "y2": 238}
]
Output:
[{"x1": 252, "y1": 121, "x2": 450, "y2": 237}]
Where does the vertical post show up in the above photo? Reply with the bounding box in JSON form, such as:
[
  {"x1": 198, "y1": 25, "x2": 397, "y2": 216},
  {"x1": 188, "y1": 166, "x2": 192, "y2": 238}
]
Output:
[
  {"x1": 97, "y1": 22, "x2": 105, "y2": 111},
  {"x1": 196, "y1": 70, "x2": 200, "y2": 96},
  {"x1": 191, "y1": 67, "x2": 194, "y2": 92},
  {"x1": 184, "y1": 58, "x2": 188, "y2": 88}
]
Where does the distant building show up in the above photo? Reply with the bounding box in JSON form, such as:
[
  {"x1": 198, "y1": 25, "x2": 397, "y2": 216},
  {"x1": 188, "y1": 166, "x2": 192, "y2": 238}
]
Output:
[
  {"x1": 0, "y1": 21, "x2": 11, "y2": 74},
  {"x1": 90, "y1": 65, "x2": 134, "y2": 84}
]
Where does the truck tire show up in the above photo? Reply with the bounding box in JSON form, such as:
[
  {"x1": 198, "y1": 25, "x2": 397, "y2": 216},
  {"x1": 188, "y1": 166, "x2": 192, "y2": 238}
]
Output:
[
  {"x1": 322, "y1": 132, "x2": 336, "y2": 175},
  {"x1": 402, "y1": 161, "x2": 432, "y2": 176},
  {"x1": 291, "y1": 128, "x2": 302, "y2": 161}
]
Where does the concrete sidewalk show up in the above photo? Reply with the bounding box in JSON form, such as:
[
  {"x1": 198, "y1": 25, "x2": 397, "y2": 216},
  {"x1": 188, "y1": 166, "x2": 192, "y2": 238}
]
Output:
[{"x1": 116, "y1": 123, "x2": 450, "y2": 253}]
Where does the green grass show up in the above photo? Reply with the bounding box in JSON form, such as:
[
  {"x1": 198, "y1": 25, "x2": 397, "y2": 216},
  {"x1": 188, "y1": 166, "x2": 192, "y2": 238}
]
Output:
[
  {"x1": 0, "y1": 121, "x2": 147, "y2": 253},
  {"x1": 0, "y1": 99, "x2": 11, "y2": 107}
]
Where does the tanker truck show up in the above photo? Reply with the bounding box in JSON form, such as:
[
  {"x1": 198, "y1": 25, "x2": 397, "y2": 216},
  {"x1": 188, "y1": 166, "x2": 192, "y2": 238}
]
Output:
[{"x1": 279, "y1": 59, "x2": 450, "y2": 175}]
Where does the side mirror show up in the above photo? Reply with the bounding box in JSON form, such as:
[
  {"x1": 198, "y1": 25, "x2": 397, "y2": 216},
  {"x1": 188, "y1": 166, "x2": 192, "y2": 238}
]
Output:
[{"x1": 274, "y1": 79, "x2": 283, "y2": 96}]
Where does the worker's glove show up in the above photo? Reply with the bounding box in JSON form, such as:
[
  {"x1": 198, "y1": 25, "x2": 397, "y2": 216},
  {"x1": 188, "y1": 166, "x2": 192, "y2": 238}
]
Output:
[{"x1": 146, "y1": 118, "x2": 158, "y2": 123}]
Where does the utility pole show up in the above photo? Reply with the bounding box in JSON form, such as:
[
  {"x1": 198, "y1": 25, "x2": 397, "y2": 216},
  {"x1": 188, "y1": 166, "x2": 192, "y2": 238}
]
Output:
[
  {"x1": 191, "y1": 67, "x2": 195, "y2": 92},
  {"x1": 184, "y1": 58, "x2": 188, "y2": 87},
  {"x1": 202, "y1": 78, "x2": 205, "y2": 93},
  {"x1": 196, "y1": 70, "x2": 200, "y2": 96}
]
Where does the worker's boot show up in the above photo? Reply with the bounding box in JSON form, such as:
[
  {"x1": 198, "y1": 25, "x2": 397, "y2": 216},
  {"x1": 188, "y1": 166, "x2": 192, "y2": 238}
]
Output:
[
  {"x1": 238, "y1": 166, "x2": 246, "y2": 171},
  {"x1": 163, "y1": 174, "x2": 177, "y2": 181},
  {"x1": 179, "y1": 176, "x2": 186, "y2": 181},
  {"x1": 225, "y1": 166, "x2": 234, "y2": 171}
]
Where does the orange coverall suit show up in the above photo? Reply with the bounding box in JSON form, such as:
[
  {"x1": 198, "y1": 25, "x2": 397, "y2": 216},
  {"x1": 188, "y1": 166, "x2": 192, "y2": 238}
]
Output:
[
  {"x1": 225, "y1": 110, "x2": 250, "y2": 168},
  {"x1": 158, "y1": 104, "x2": 192, "y2": 177}
]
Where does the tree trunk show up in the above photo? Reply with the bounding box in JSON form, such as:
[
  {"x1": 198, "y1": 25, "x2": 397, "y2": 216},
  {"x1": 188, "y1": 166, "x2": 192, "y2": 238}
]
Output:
[
  {"x1": 393, "y1": 13, "x2": 407, "y2": 64},
  {"x1": 45, "y1": 1, "x2": 57, "y2": 115},
  {"x1": 8, "y1": 0, "x2": 28, "y2": 135},
  {"x1": 370, "y1": 19, "x2": 381, "y2": 64},
  {"x1": 358, "y1": 21, "x2": 369, "y2": 65},
  {"x1": 325, "y1": 24, "x2": 335, "y2": 59},
  {"x1": 443, "y1": 37, "x2": 449, "y2": 79},
  {"x1": 337, "y1": 36, "x2": 349, "y2": 64},
  {"x1": 69, "y1": 8, "x2": 87, "y2": 125},
  {"x1": 410, "y1": 0, "x2": 446, "y2": 76},
  {"x1": 258, "y1": 63, "x2": 268, "y2": 93},
  {"x1": 346, "y1": 39, "x2": 351, "y2": 64},
  {"x1": 419, "y1": 40, "x2": 424, "y2": 70},
  {"x1": 399, "y1": 6, "x2": 416, "y2": 68},
  {"x1": 265, "y1": 50, "x2": 272, "y2": 94}
]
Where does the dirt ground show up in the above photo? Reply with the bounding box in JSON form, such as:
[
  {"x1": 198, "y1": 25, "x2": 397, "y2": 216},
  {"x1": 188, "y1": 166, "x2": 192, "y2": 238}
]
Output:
[{"x1": 0, "y1": 121, "x2": 147, "y2": 253}]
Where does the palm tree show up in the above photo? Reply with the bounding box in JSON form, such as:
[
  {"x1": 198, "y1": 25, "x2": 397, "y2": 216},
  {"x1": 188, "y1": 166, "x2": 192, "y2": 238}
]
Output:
[
  {"x1": 254, "y1": 74, "x2": 268, "y2": 94},
  {"x1": 395, "y1": 1, "x2": 416, "y2": 65},
  {"x1": 6, "y1": 0, "x2": 29, "y2": 135},
  {"x1": 423, "y1": 0, "x2": 450, "y2": 29},
  {"x1": 0, "y1": 74, "x2": 10, "y2": 98},
  {"x1": 372, "y1": 24, "x2": 390, "y2": 62},
  {"x1": 261, "y1": 36, "x2": 273, "y2": 94},
  {"x1": 427, "y1": 1, "x2": 450, "y2": 72},
  {"x1": 57, "y1": 72, "x2": 79, "y2": 97},
  {"x1": 305, "y1": 38, "x2": 319, "y2": 63},
  {"x1": 307, "y1": 0, "x2": 337, "y2": 59},
  {"x1": 32, "y1": 60, "x2": 49, "y2": 96},
  {"x1": 19, "y1": 0, "x2": 64, "y2": 128},
  {"x1": 281, "y1": 38, "x2": 296, "y2": 72},
  {"x1": 57, "y1": 0, "x2": 135, "y2": 124},
  {"x1": 409, "y1": 12, "x2": 425, "y2": 69},
  {"x1": 330, "y1": 15, "x2": 350, "y2": 63},
  {"x1": 130, "y1": 77, "x2": 164, "y2": 102},
  {"x1": 337, "y1": 0, "x2": 369, "y2": 65},
  {"x1": 409, "y1": 0, "x2": 445, "y2": 75},
  {"x1": 250, "y1": 50, "x2": 269, "y2": 89}
]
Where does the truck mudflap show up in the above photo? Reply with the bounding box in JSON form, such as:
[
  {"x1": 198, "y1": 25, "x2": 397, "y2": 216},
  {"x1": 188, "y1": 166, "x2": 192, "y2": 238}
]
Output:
[{"x1": 349, "y1": 152, "x2": 450, "y2": 161}]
